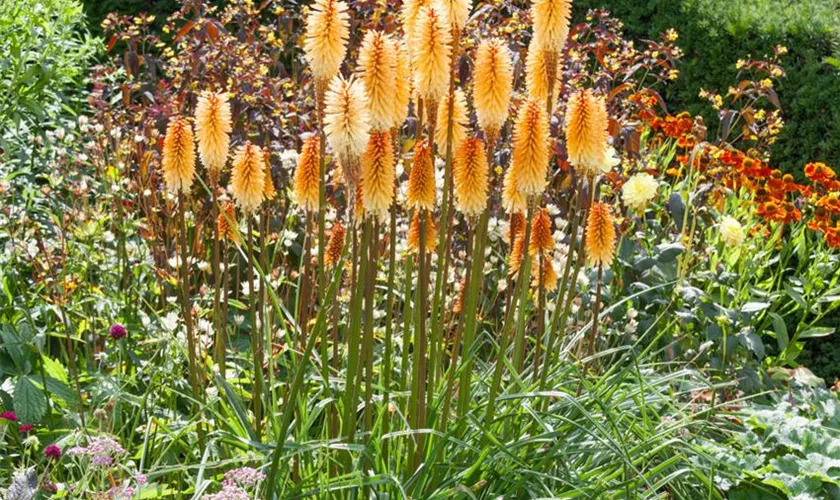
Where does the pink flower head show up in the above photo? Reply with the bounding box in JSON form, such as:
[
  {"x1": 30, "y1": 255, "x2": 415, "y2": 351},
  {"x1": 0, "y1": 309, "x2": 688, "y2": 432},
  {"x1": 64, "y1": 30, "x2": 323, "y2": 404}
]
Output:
[
  {"x1": 109, "y1": 323, "x2": 127, "y2": 340},
  {"x1": 0, "y1": 411, "x2": 17, "y2": 422},
  {"x1": 44, "y1": 444, "x2": 62, "y2": 459},
  {"x1": 18, "y1": 424, "x2": 34, "y2": 433}
]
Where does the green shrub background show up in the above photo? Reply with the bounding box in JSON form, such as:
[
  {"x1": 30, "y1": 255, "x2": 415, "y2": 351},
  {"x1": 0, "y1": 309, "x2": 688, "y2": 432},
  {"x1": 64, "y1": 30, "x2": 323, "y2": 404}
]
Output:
[{"x1": 574, "y1": 0, "x2": 840, "y2": 176}]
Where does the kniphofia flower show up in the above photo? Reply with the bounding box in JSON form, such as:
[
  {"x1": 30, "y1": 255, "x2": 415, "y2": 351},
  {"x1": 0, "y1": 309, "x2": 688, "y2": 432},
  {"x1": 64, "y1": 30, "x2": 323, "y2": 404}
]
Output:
[
  {"x1": 454, "y1": 137, "x2": 489, "y2": 217},
  {"x1": 361, "y1": 130, "x2": 396, "y2": 219},
  {"x1": 407, "y1": 140, "x2": 436, "y2": 211},
  {"x1": 401, "y1": 0, "x2": 428, "y2": 45},
  {"x1": 565, "y1": 88, "x2": 616, "y2": 177},
  {"x1": 531, "y1": 0, "x2": 572, "y2": 53},
  {"x1": 435, "y1": 88, "x2": 468, "y2": 153},
  {"x1": 230, "y1": 142, "x2": 266, "y2": 213},
  {"x1": 526, "y1": 38, "x2": 562, "y2": 106},
  {"x1": 303, "y1": 0, "x2": 350, "y2": 83},
  {"x1": 359, "y1": 31, "x2": 398, "y2": 131},
  {"x1": 532, "y1": 256, "x2": 558, "y2": 292},
  {"x1": 391, "y1": 39, "x2": 412, "y2": 129},
  {"x1": 262, "y1": 151, "x2": 276, "y2": 201},
  {"x1": 411, "y1": 5, "x2": 452, "y2": 104},
  {"x1": 529, "y1": 207, "x2": 554, "y2": 256},
  {"x1": 408, "y1": 212, "x2": 437, "y2": 253},
  {"x1": 585, "y1": 202, "x2": 616, "y2": 267},
  {"x1": 473, "y1": 38, "x2": 513, "y2": 139},
  {"x1": 325, "y1": 221, "x2": 346, "y2": 266},
  {"x1": 511, "y1": 98, "x2": 550, "y2": 198},
  {"x1": 324, "y1": 75, "x2": 371, "y2": 185},
  {"x1": 161, "y1": 117, "x2": 196, "y2": 193},
  {"x1": 294, "y1": 136, "x2": 321, "y2": 211},
  {"x1": 436, "y1": 0, "x2": 471, "y2": 32},
  {"x1": 502, "y1": 167, "x2": 527, "y2": 214},
  {"x1": 217, "y1": 200, "x2": 239, "y2": 244},
  {"x1": 194, "y1": 91, "x2": 232, "y2": 183}
]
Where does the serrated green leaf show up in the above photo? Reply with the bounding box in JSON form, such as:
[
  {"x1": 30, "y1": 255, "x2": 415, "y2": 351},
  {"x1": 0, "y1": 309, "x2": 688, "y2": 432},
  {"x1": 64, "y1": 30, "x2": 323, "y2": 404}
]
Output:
[{"x1": 14, "y1": 376, "x2": 47, "y2": 424}]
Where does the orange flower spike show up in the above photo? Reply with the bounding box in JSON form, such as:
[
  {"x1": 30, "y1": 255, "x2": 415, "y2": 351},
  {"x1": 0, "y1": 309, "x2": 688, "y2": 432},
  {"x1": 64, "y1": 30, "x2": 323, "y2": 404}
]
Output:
[
  {"x1": 161, "y1": 117, "x2": 196, "y2": 193},
  {"x1": 407, "y1": 212, "x2": 437, "y2": 253},
  {"x1": 230, "y1": 142, "x2": 266, "y2": 212},
  {"x1": 324, "y1": 221, "x2": 346, "y2": 266},
  {"x1": 360, "y1": 130, "x2": 396, "y2": 219},
  {"x1": 406, "y1": 140, "x2": 436, "y2": 211},
  {"x1": 529, "y1": 207, "x2": 554, "y2": 256},
  {"x1": 293, "y1": 136, "x2": 321, "y2": 212},
  {"x1": 511, "y1": 98, "x2": 550, "y2": 198},
  {"x1": 585, "y1": 202, "x2": 616, "y2": 267}
]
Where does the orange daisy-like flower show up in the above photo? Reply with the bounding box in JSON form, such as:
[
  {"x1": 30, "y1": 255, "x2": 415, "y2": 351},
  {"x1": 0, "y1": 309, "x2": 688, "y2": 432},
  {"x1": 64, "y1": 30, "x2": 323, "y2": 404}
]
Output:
[
  {"x1": 529, "y1": 207, "x2": 554, "y2": 256},
  {"x1": 294, "y1": 136, "x2": 320, "y2": 211},
  {"x1": 324, "y1": 220, "x2": 346, "y2": 266},
  {"x1": 511, "y1": 98, "x2": 550, "y2": 198},
  {"x1": 408, "y1": 211, "x2": 437, "y2": 253},
  {"x1": 161, "y1": 117, "x2": 196, "y2": 194},
  {"x1": 194, "y1": 91, "x2": 232, "y2": 183},
  {"x1": 454, "y1": 137, "x2": 489, "y2": 217},
  {"x1": 407, "y1": 140, "x2": 436, "y2": 211},
  {"x1": 502, "y1": 167, "x2": 527, "y2": 214},
  {"x1": 473, "y1": 38, "x2": 513, "y2": 138},
  {"x1": 391, "y1": 38, "x2": 412, "y2": 129},
  {"x1": 361, "y1": 130, "x2": 396, "y2": 219},
  {"x1": 411, "y1": 5, "x2": 452, "y2": 104},
  {"x1": 303, "y1": 0, "x2": 350, "y2": 83},
  {"x1": 525, "y1": 38, "x2": 561, "y2": 106},
  {"x1": 531, "y1": 0, "x2": 572, "y2": 53},
  {"x1": 435, "y1": 88, "x2": 469, "y2": 152},
  {"x1": 565, "y1": 88, "x2": 615, "y2": 176},
  {"x1": 585, "y1": 202, "x2": 616, "y2": 267},
  {"x1": 230, "y1": 142, "x2": 266, "y2": 212},
  {"x1": 216, "y1": 200, "x2": 239, "y2": 244},
  {"x1": 359, "y1": 30, "x2": 398, "y2": 131}
]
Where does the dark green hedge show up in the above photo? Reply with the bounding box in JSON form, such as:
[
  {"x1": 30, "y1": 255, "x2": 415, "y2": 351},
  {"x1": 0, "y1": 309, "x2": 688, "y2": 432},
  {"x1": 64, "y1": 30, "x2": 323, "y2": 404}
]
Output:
[{"x1": 575, "y1": 0, "x2": 840, "y2": 175}]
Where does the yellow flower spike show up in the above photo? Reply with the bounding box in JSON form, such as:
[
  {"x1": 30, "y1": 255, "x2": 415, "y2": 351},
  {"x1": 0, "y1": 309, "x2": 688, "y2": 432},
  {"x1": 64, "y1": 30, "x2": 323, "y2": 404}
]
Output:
[
  {"x1": 293, "y1": 136, "x2": 321, "y2": 212},
  {"x1": 216, "y1": 200, "x2": 240, "y2": 244},
  {"x1": 161, "y1": 117, "x2": 196, "y2": 194},
  {"x1": 411, "y1": 5, "x2": 452, "y2": 104},
  {"x1": 390, "y1": 38, "x2": 412, "y2": 129},
  {"x1": 359, "y1": 30, "x2": 398, "y2": 132},
  {"x1": 408, "y1": 211, "x2": 437, "y2": 253},
  {"x1": 194, "y1": 91, "x2": 232, "y2": 183},
  {"x1": 511, "y1": 98, "x2": 550, "y2": 198},
  {"x1": 529, "y1": 207, "x2": 554, "y2": 256},
  {"x1": 585, "y1": 202, "x2": 616, "y2": 267},
  {"x1": 454, "y1": 137, "x2": 490, "y2": 218},
  {"x1": 502, "y1": 166, "x2": 527, "y2": 214},
  {"x1": 565, "y1": 88, "x2": 615, "y2": 177},
  {"x1": 361, "y1": 130, "x2": 396, "y2": 220},
  {"x1": 531, "y1": 0, "x2": 572, "y2": 53},
  {"x1": 525, "y1": 38, "x2": 562, "y2": 105},
  {"x1": 532, "y1": 256, "x2": 558, "y2": 292},
  {"x1": 324, "y1": 220, "x2": 346, "y2": 266},
  {"x1": 473, "y1": 38, "x2": 513, "y2": 139},
  {"x1": 262, "y1": 151, "x2": 276, "y2": 202},
  {"x1": 434, "y1": 0, "x2": 471, "y2": 32},
  {"x1": 303, "y1": 0, "x2": 350, "y2": 83},
  {"x1": 230, "y1": 142, "x2": 266, "y2": 213},
  {"x1": 401, "y1": 0, "x2": 428, "y2": 46},
  {"x1": 324, "y1": 75, "x2": 371, "y2": 185},
  {"x1": 406, "y1": 140, "x2": 436, "y2": 211},
  {"x1": 435, "y1": 88, "x2": 469, "y2": 153}
]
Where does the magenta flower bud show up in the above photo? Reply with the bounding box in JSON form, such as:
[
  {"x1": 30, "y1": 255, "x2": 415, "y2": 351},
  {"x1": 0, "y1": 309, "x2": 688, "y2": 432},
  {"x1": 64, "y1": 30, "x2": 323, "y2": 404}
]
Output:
[
  {"x1": 44, "y1": 444, "x2": 62, "y2": 459},
  {"x1": 109, "y1": 323, "x2": 127, "y2": 340}
]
